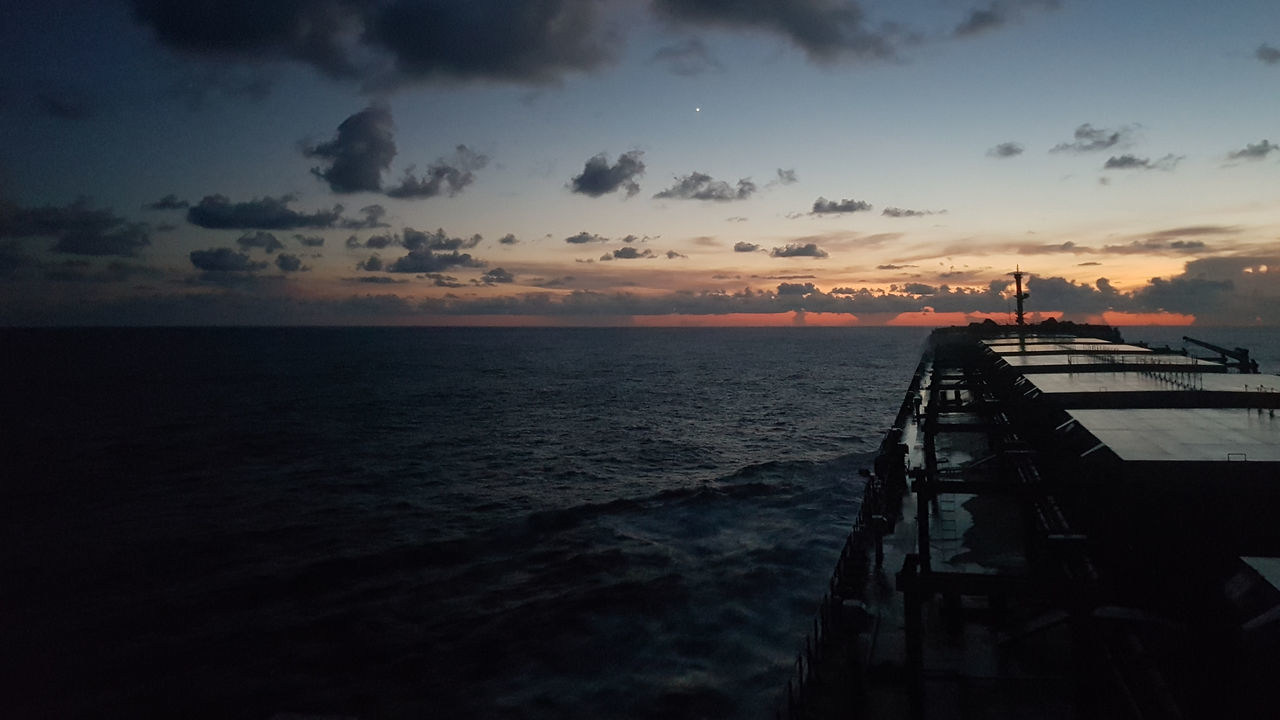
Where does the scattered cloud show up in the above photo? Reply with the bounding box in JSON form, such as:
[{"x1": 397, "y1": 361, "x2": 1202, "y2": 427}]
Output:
[
  {"x1": 882, "y1": 207, "x2": 941, "y2": 218},
  {"x1": 1100, "y1": 239, "x2": 1208, "y2": 255},
  {"x1": 811, "y1": 197, "x2": 871, "y2": 214},
  {"x1": 341, "y1": 204, "x2": 391, "y2": 229},
  {"x1": 666, "y1": 250, "x2": 686, "y2": 259},
  {"x1": 655, "y1": 172, "x2": 756, "y2": 201},
  {"x1": 236, "y1": 231, "x2": 284, "y2": 253},
  {"x1": 1227, "y1": 139, "x2": 1279, "y2": 161},
  {"x1": 652, "y1": 38, "x2": 722, "y2": 76},
  {"x1": 607, "y1": 247, "x2": 655, "y2": 260},
  {"x1": 479, "y1": 267, "x2": 514, "y2": 284},
  {"x1": 294, "y1": 234, "x2": 325, "y2": 247},
  {"x1": 404, "y1": 227, "x2": 482, "y2": 251},
  {"x1": 358, "y1": 255, "x2": 383, "y2": 271},
  {"x1": 770, "y1": 243, "x2": 828, "y2": 258},
  {"x1": 186, "y1": 195, "x2": 343, "y2": 230},
  {"x1": 734, "y1": 241, "x2": 761, "y2": 252},
  {"x1": 498, "y1": 233, "x2": 519, "y2": 245},
  {"x1": 387, "y1": 145, "x2": 489, "y2": 199},
  {"x1": 0, "y1": 199, "x2": 150, "y2": 256},
  {"x1": 986, "y1": 142, "x2": 1024, "y2": 158},
  {"x1": 774, "y1": 168, "x2": 798, "y2": 185},
  {"x1": 144, "y1": 194, "x2": 189, "y2": 211},
  {"x1": 1257, "y1": 43, "x2": 1280, "y2": 65},
  {"x1": 569, "y1": 151, "x2": 646, "y2": 198},
  {"x1": 1051, "y1": 123, "x2": 1134, "y2": 153},
  {"x1": 565, "y1": 231, "x2": 609, "y2": 244},
  {"x1": 386, "y1": 248, "x2": 485, "y2": 273},
  {"x1": 303, "y1": 104, "x2": 397, "y2": 194},
  {"x1": 189, "y1": 247, "x2": 267, "y2": 273},
  {"x1": 1102, "y1": 154, "x2": 1182, "y2": 171}
]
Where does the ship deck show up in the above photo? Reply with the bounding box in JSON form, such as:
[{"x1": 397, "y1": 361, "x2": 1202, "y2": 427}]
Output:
[{"x1": 786, "y1": 323, "x2": 1280, "y2": 720}]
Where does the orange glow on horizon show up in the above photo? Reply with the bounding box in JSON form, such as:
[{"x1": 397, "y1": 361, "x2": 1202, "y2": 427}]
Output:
[
  {"x1": 396, "y1": 309, "x2": 1196, "y2": 328},
  {"x1": 631, "y1": 312, "x2": 861, "y2": 327}
]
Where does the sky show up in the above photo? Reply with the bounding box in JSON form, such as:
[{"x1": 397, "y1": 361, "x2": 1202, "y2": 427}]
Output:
[{"x1": 1, "y1": 0, "x2": 1278, "y2": 326}]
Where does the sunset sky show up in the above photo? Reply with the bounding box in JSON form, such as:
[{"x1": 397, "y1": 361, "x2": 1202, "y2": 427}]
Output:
[{"x1": 2, "y1": 0, "x2": 1278, "y2": 325}]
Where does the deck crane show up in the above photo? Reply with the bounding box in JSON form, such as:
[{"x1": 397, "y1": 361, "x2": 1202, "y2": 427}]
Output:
[{"x1": 1182, "y1": 335, "x2": 1260, "y2": 373}]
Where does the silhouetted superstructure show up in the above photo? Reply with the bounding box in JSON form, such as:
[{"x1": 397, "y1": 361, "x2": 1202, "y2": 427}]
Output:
[{"x1": 780, "y1": 318, "x2": 1280, "y2": 719}]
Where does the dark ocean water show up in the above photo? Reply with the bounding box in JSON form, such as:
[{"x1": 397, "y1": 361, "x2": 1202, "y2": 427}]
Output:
[
  {"x1": 5, "y1": 325, "x2": 1277, "y2": 719},
  {"x1": 0, "y1": 326, "x2": 931, "y2": 720}
]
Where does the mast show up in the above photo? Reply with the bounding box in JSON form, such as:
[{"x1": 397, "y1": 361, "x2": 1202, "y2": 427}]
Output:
[{"x1": 1012, "y1": 267, "x2": 1028, "y2": 326}]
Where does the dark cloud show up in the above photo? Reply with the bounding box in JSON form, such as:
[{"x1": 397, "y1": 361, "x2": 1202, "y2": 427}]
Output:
[
  {"x1": 882, "y1": 207, "x2": 940, "y2": 218},
  {"x1": 569, "y1": 151, "x2": 646, "y2": 198},
  {"x1": 652, "y1": 38, "x2": 723, "y2": 76},
  {"x1": 1051, "y1": 123, "x2": 1134, "y2": 153},
  {"x1": 358, "y1": 255, "x2": 383, "y2": 271},
  {"x1": 811, "y1": 197, "x2": 871, "y2": 214},
  {"x1": 0, "y1": 199, "x2": 150, "y2": 256},
  {"x1": 341, "y1": 204, "x2": 391, "y2": 229},
  {"x1": 429, "y1": 273, "x2": 465, "y2": 288},
  {"x1": 565, "y1": 231, "x2": 608, "y2": 244},
  {"x1": 734, "y1": 241, "x2": 761, "y2": 252},
  {"x1": 655, "y1": 172, "x2": 756, "y2": 201},
  {"x1": 303, "y1": 104, "x2": 397, "y2": 194},
  {"x1": 651, "y1": 0, "x2": 894, "y2": 63},
  {"x1": 774, "y1": 168, "x2": 798, "y2": 185},
  {"x1": 876, "y1": 264, "x2": 914, "y2": 270},
  {"x1": 770, "y1": 243, "x2": 828, "y2": 258},
  {"x1": 365, "y1": 234, "x2": 397, "y2": 249},
  {"x1": 403, "y1": 227, "x2": 482, "y2": 251},
  {"x1": 187, "y1": 194, "x2": 343, "y2": 230},
  {"x1": 777, "y1": 282, "x2": 819, "y2": 296},
  {"x1": 900, "y1": 282, "x2": 937, "y2": 295},
  {"x1": 189, "y1": 247, "x2": 267, "y2": 273},
  {"x1": 1257, "y1": 43, "x2": 1280, "y2": 65},
  {"x1": 131, "y1": 0, "x2": 362, "y2": 79},
  {"x1": 986, "y1": 142, "x2": 1023, "y2": 158},
  {"x1": 1103, "y1": 154, "x2": 1181, "y2": 171},
  {"x1": 666, "y1": 250, "x2": 686, "y2": 259},
  {"x1": 386, "y1": 145, "x2": 489, "y2": 199},
  {"x1": 295, "y1": 234, "x2": 325, "y2": 247},
  {"x1": 386, "y1": 248, "x2": 485, "y2": 273},
  {"x1": 275, "y1": 254, "x2": 306, "y2": 272},
  {"x1": 364, "y1": 0, "x2": 616, "y2": 85},
  {"x1": 498, "y1": 233, "x2": 519, "y2": 245},
  {"x1": 236, "y1": 231, "x2": 284, "y2": 253},
  {"x1": 1228, "y1": 140, "x2": 1279, "y2": 161},
  {"x1": 479, "y1": 267, "x2": 514, "y2": 284},
  {"x1": 953, "y1": 1, "x2": 1058, "y2": 38},
  {"x1": 609, "y1": 247, "x2": 655, "y2": 260},
  {"x1": 144, "y1": 194, "x2": 189, "y2": 211}
]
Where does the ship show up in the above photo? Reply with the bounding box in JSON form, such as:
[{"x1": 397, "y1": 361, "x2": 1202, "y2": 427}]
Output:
[{"x1": 779, "y1": 274, "x2": 1280, "y2": 719}]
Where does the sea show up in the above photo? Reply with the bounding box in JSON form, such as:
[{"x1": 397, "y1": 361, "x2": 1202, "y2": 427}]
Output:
[{"x1": 3, "y1": 325, "x2": 1278, "y2": 719}]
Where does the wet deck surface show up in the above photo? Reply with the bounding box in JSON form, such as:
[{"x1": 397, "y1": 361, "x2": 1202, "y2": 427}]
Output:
[
  {"x1": 1068, "y1": 407, "x2": 1280, "y2": 462},
  {"x1": 855, "y1": 355, "x2": 1066, "y2": 719}
]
